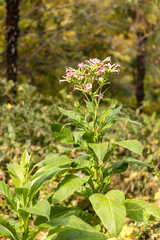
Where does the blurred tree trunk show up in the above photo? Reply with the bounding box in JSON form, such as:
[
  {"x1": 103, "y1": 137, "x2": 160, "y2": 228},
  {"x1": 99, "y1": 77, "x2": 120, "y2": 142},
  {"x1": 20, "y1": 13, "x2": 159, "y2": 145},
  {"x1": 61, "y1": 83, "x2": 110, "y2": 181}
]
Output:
[
  {"x1": 136, "y1": 34, "x2": 147, "y2": 110},
  {"x1": 6, "y1": 0, "x2": 19, "y2": 97}
]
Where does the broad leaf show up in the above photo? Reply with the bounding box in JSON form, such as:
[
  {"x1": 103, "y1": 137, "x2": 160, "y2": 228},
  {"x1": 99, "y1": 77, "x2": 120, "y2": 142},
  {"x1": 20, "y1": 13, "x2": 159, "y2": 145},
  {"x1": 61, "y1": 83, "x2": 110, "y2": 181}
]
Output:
[
  {"x1": 103, "y1": 156, "x2": 152, "y2": 178},
  {"x1": 89, "y1": 142, "x2": 108, "y2": 162},
  {"x1": 52, "y1": 175, "x2": 89, "y2": 203},
  {"x1": 58, "y1": 107, "x2": 82, "y2": 123},
  {"x1": 90, "y1": 190, "x2": 126, "y2": 237},
  {"x1": 37, "y1": 154, "x2": 73, "y2": 168},
  {"x1": 82, "y1": 131, "x2": 94, "y2": 143},
  {"x1": 51, "y1": 123, "x2": 74, "y2": 144},
  {"x1": 41, "y1": 215, "x2": 108, "y2": 239},
  {"x1": 125, "y1": 199, "x2": 160, "y2": 222},
  {"x1": 114, "y1": 140, "x2": 142, "y2": 155},
  {"x1": 118, "y1": 118, "x2": 142, "y2": 126},
  {"x1": 35, "y1": 205, "x2": 82, "y2": 225},
  {"x1": 0, "y1": 216, "x2": 19, "y2": 240},
  {"x1": 19, "y1": 200, "x2": 50, "y2": 221},
  {"x1": 51, "y1": 228, "x2": 108, "y2": 240},
  {"x1": 0, "y1": 181, "x2": 17, "y2": 212},
  {"x1": 73, "y1": 155, "x2": 92, "y2": 170},
  {"x1": 73, "y1": 131, "x2": 85, "y2": 143},
  {"x1": 29, "y1": 167, "x2": 67, "y2": 201},
  {"x1": 7, "y1": 164, "x2": 24, "y2": 187},
  {"x1": 15, "y1": 182, "x2": 31, "y2": 206}
]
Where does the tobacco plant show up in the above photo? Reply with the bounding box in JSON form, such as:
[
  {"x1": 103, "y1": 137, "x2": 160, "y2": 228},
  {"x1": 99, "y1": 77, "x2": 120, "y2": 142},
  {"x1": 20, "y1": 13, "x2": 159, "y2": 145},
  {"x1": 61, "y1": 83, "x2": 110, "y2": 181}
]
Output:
[
  {"x1": 47, "y1": 57, "x2": 160, "y2": 238},
  {"x1": 0, "y1": 150, "x2": 105, "y2": 240}
]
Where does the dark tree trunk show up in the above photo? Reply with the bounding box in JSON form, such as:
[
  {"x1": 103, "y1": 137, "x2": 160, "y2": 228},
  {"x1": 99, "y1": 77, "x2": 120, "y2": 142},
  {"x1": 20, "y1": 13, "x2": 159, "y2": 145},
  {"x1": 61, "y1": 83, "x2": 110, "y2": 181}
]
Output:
[
  {"x1": 6, "y1": 0, "x2": 19, "y2": 88},
  {"x1": 136, "y1": 34, "x2": 147, "y2": 110}
]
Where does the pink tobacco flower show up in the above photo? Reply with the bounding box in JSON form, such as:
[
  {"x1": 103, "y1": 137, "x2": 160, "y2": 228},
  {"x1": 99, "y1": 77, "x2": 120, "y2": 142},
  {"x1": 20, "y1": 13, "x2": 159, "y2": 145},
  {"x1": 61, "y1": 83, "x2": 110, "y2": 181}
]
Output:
[
  {"x1": 106, "y1": 63, "x2": 111, "y2": 68},
  {"x1": 99, "y1": 77, "x2": 103, "y2": 82},
  {"x1": 84, "y1": 83, "x2": 92, "y2": 92},
  {"x1": 104, "y1": 56, "x2": 111, "y2": 62},
  {"x1": 59, "y1": 79, "x2": 68, "y2": 84},
  {"x1": 89, "y1": 58, "x2": 101, "y2": 64},
  {"x1": 78, "y1": 62, "x2": 85, "y2": 68},
  {"x1": 66, "y1": 71, "x2": 77, "y2": 78},
  {"x1": 73, "y1": 85, "x2": 81, "y2": 92},
  {"x1": 98, "y1": 66, "x2": 106, "y2": 74},
  {"x1": 86, "y1": 83, "x2": 92, "y2": 89},
  {"x1": 66, "y1": 67, "x2": 69, "y2": 73},
  {"x1": 79, "y1": 74, "x2": 84, "y2": 79},
  {"x1": 111, "y1": 68, "x2": 120, "y2": 74},
  {"x1": 98, "y1": 93, "x2": 104, "y2": 99}
]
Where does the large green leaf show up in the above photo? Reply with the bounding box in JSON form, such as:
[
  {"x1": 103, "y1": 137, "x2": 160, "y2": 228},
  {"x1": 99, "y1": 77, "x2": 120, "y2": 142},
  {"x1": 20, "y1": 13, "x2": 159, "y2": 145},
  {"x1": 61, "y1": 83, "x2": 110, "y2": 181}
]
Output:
[
  {"x1": 7, "y1": 164, "x2": 24, "y2": 187},
  {"x1": 103, "y1": 156, "x2": 152, "y2": 178},
  {"x1": 73, "y1": 155, "x2": 92, "y2": 170},
  {"x1": 89, "y1": 190, "x2": 126, "y2": 237},
  {"x1": 15, "y1": 182, "x2": 31, "y2": 206},
  {"x1": 0, "y1": 181, "x2": 17, "y2": 212},
  {"x1": 20, "y1": 149, "x2": 31, "y2": 177},
  {"x1": 101, "y1": 105, "x2": 122, "y2": 132},
  {"x1": 0, "y1": 216, "x2": 19, "y2": 240},
  {"x1": 114, "y1": 140, "x2": 142, "y2": 155},
  {"x1": 125, "y1": 199, "x2": 160, "y2": 222},
  {"x1": 19, "y1": 200, "x2": 50, "y2": 221},
  {"x1": 37, "y1": 154, "x2": 73, "y2": 168},
  {"x1": 41, "y1": 215, "x2": 108, "y2": 239},
  {"x1": 88, "y1": 142, "x2": 108, "y2": 162},
  {"x1": 58, "y1": 107, "x2": 82, "y2": 123},
  {"x1": 29, "y1": 167, "x2": 67, "y2": 201},
  {"x1": 51, "y1": 123, "x2": 74, "y2": 144},
  {"x1": 51, "y1": 229, "x2": 108, "y2": 240},
  {"x1": 52, "y1": 175, "x2": 89, "y2": 203},
  {"x1": 35, "y1": 205, "x2": 82, "y2": 225}
]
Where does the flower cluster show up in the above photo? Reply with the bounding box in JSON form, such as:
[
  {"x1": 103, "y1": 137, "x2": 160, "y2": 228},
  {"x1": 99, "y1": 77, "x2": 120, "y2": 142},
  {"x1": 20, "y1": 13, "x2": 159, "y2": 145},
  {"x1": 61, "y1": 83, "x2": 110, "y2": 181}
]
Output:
[{"x1": 59, "y1": 57, "x2": 120, "y2": 100}]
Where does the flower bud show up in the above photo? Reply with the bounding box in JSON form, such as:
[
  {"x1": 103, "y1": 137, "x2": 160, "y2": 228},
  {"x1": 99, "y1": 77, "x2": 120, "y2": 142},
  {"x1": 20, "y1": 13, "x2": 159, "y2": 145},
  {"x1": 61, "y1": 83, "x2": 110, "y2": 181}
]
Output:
[{"x1": 74, "y1": 101, "x2": 80, "y2": 108}]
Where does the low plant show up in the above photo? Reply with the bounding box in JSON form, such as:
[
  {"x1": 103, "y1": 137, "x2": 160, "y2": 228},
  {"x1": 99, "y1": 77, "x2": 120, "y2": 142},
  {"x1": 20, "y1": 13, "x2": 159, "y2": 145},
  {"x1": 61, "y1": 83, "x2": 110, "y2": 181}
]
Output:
[{"x1": 1, "y1": 150, "x2": 105, "y2": 239}]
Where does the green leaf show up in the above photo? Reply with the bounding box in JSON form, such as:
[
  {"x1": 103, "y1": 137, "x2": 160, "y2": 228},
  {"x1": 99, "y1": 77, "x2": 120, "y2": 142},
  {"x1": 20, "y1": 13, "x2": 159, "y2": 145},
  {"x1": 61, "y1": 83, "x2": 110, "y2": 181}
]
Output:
[
  {"x1": 101, "y1": 105, "x2": 122, "y2": 131},
  {"x1": 82, "y1": 131, "x2": 94, "y2": 143},
  {"x1": 114, "y1": 140, "x2": 142, "y2": 155},
  {"x1": 0, "y1": 216, "x2": 19, "y2": 240},
  {"x1": 29, "y1": 167, "x2": 67, "y2": 201},
  {"x1": 37, "y1": 154, "x2": 73, "y2": 168},
  {"x1": 15, "y1": 182, "x2": 31, "y2": 206},
  {"x1": 52, "y1": 175, "x2": 90, "y2": 204},
  {"x1": 53, "y1": 229, "x2": 108, "y2": 240},
  {"x1": 118, "y1": 118, "x2": 142, "y2": 126},
  {"x1": 20, "y1": 149, "x2": 30, "y2": 167},
  {"x1": 7, "y1": 164, "x2": 24, "y2": 187},
  {"x1": 19, "y1": 200, "x2": 50, "y2": 221},
  {"x1": 35, "y1": 205, "x2": 82, "y2": 226},
  {"x1": 88, "y1": 142, "x2": 108, "y2": 162},
  {"x1": 51, "y1": 123, "x2": 74, "y2": 144},
  {"x1": 125, "y1": 199, "x2": 160, "y2": 222},
  {"x1": 73, "y1": 131, "x2": 85, "y2": 143},
  {"x1": 90, "y1": 190, "x2": 126, "y2": 237},
  {"x1": 103, "y1": 157, "x2": 152, "y2": 178},
  {"x1": 73, "y1": 155, "x2": 92, "y2": 170},
  {"x1": 58, "y1": 107, "x2": 82, "y2": 122},
  {"x1": 41, "y1": 215, "x2": 108, "y2": 239},
  {"x1": 0, "y1": 181, "x2": 17, "y2": 212}
]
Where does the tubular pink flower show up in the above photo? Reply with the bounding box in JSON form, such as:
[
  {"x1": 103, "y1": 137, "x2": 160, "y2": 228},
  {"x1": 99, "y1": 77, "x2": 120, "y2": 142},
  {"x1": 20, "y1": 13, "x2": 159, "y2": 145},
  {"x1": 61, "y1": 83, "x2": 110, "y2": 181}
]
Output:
[
  {"x1": 98, "y1": 93, "x2": 104, "y2": 99},
  {"x1": 78, "y1": 62, "x2": 85, "y2": 68},
  {"x1": 106, "y1": 63, "x2": 111, "y2": 68},
  {"x1": 59, "y1": 79, "x2": 68, "y2": 84},
  {"x1": 73, "y1": 85, "x2": 81, "y2": 92},
  {"x1": 99, "y1": 77, "x2": 103, "y2": 82},
  {"x1": 89, "y1": 58, "x2": 101, "y2": 64},
  {"x1": 66, "y1": 67, "x2": 69, "y2": 73},
  {"x1": 98, "y1": 66, "x2": 106, "y2": 74},
  {"x1": 104, "y1": 56, "x2": 111, "y2": 62},
  {"x1": 86, "y1": 83, "x2": 92, "y2": 89},
  {"x1": 79, "y1": 74, "x2": 84, "y2": 79}
]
